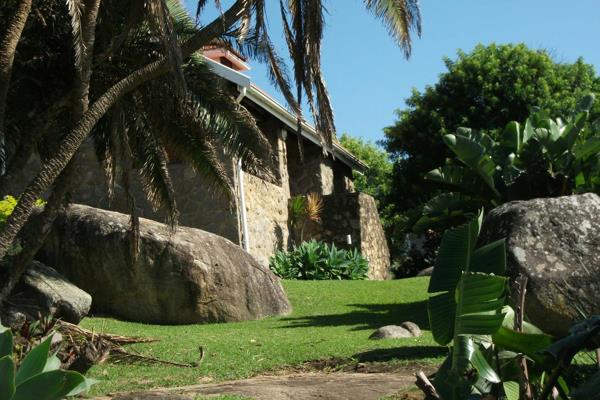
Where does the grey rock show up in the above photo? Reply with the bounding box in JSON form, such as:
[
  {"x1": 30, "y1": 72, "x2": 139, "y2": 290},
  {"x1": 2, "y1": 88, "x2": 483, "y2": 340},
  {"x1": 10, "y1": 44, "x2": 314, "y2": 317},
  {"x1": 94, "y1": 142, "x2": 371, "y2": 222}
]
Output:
[
  {"x1": 4, "y1": 261, "x2": 91, "y2": 324},
  {"x1": 400, "y1": 321, "x2": 422, "y2": 337},
  {"x1": 417, "y1": 267, "x2": 434, "y2": 277},
  {"x1": 369, "y1": 324, "x2": 419, "y2": 340},
  {"x1": 480, "y1": 193, "x2": 600, "y2": 337},
  {"x1": 38, "y1": 204, "x2": 291, "y2": 324}
]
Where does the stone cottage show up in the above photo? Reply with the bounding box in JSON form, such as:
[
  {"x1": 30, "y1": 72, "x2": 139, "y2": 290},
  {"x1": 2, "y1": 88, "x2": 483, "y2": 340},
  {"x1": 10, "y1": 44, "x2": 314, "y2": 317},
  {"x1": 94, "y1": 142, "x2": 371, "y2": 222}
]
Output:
[{"x1": 12, "y1": 47, "x2": 391, "y2": 279}]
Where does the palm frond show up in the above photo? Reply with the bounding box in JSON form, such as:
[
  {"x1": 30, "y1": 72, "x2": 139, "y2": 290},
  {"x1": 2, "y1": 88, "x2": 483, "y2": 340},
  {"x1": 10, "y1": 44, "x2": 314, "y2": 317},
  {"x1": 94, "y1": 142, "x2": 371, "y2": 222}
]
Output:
[
  {"x1": 65, "y1": 0, "x2": 86, "y2": 71},
  {"x1": 363, "y1": 0, "x2": 421, "y2": 58},
  {"x1": 90, "y1": 104, "x2": 122, "y2": 204},
  {"x1": 166, "y1": 0, "x2": 198, "y2": 37},
  {"x1": 184, "y1": 54, "x2": 271, "y2": 168},
  {"x1": 146, "y1": 0, "x2": 187, "y2": 95},
  {"x1": 135, "y1": 79, "x2": 236, "y2": 198},
  {"x1": 127, "y1": 97, "x2": 179, "y2": 228}
]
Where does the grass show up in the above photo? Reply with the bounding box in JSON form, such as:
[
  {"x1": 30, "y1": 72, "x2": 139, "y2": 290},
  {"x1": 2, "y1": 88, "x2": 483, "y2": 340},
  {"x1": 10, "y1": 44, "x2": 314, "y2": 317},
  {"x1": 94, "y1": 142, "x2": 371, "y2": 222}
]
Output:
[{"x1": 82, "y1": 277, "x2": 444, "y2": 395}]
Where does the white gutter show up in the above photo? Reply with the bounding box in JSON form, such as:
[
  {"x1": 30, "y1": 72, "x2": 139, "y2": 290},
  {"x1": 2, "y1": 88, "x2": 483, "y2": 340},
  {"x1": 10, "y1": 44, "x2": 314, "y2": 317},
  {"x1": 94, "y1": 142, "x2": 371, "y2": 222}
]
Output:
[
  {"x1": 245, "y1": 85, "x2": 368, "y2": 173},
  {"x1": 203, "y1": 54, "x2": 366, "y2": 173}
]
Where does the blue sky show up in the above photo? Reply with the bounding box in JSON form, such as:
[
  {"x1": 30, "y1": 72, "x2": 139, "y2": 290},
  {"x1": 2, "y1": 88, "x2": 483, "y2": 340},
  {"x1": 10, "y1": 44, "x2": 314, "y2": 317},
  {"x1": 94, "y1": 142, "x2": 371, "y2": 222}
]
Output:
[{"x1": 184, "y1": 1, "x2": 600, "y2": 144}]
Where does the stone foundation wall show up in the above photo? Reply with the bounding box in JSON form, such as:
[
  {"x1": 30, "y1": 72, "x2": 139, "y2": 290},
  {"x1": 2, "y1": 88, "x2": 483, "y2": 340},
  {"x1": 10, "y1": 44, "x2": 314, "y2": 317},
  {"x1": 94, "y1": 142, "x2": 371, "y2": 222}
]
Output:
[
  {"x1": 242, "y1": 173, "x2": 290, "y2": 266},
  {"x1": 241, "y1": 129, "x2": 291, "y2": 267},
  {"x1": 304, "y1": 193, "x2": 391, "y2": 280},
  {"x1": 6, "y1": 140, "x2": 242, "y2": 244},
  {"x1": 357, "y1": 194, "x2": 391, "y2": 280}
]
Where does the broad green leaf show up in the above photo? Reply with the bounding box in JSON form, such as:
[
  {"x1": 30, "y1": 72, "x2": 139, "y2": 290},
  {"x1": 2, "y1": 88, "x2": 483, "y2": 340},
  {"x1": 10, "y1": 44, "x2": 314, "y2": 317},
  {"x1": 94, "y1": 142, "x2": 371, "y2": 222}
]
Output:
[
  {"x1": 550, "y1": 112, "x2": 588, "y2": 156},
  {"x1": 492, "y1": 327, "x2": 553, "y2": 363},
  {"x1": 503, "y1": 381, "x2": 520, "y2": 400},
  {"x1": 500, "y1": 306, "x2": 544, "y2": 334},
  {"x1": 428, "y1": 212, "x2": 483, "y2": 293},
  {"x1": 0, "y1": 356, "x2": 16, "y2": 400},
  {"x1": 471, "y1": 347, "x2": 500, "y2": 383},
  {"x1": 574, "y1": 93, "x2": 596, "y2": 114},
  {"x1": 13, "y1": 370, "x2": 85, "y2": 400},
  {"x1": 454, "y1": 273, "x2": 507, "y2": 337},
  {"x1": 573, "y1": 137, "x2": 600, "y2": 161},
  {"x1": 42, "y1": 354, "x2": 61, "y2": 373},
  {"x1": 428, "y1": 292, "x2": 456, "y2": 345},
  {"x1": 451, "y1": 335, "x2": 475, "y2": 375},
  {"x1": 471, "y1": 239, "x2": 506, "y2": 275},
  {"x1": 413, "y1": 192, "x2": 480, "y2": 234},
  {"x1": 67, "y1": 377, "x2": 99, "y2": 396},
  {"x1": 443, "y1": 134, "x2": 498, "y2": 194},
  {"x1": 425, "y1": 165, "x2": 477, "y2": 189},
  {"x1": 523, "y1": 118, "x2": 534, "y2": 143},
  {"x1": 501, "y1": 121, "x2": 521, "y2": 152},
  {"x1": 15, "y1": 335, "x2": 53, "y2": 385},
  {"x1": 433, "y1": 356, "x2": 472, "y2": 400},
  {"x1": 548, "y1": 119, "x2": 562, "y2": 141},
  {"x1": 0, "y1": 329, "x2": 13, "y2": 359}
]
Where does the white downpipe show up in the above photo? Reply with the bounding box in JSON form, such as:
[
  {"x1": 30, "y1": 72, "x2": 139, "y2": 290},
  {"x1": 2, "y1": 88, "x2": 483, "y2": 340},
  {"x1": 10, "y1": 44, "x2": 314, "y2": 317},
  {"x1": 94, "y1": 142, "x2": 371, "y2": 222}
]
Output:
[
  {"x1": 237, "y1": 158, "x2": 250, "y2": 252},
  {"x1": 235, "y1": 86, "x2": 250, "y2": 252}
]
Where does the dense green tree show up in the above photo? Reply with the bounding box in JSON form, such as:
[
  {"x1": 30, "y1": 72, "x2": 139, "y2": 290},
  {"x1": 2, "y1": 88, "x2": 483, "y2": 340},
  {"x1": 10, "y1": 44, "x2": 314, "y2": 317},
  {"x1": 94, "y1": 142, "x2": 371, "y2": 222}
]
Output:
[
  {"x1": 339, "y1": 133, "x2": 415, "y2": 264},
  {"x1": 384, "y1": 43, "x2": 600, "y2": 214},
  {"x1": 339, "y1": 133, "x2": 393, "y2": 207}
]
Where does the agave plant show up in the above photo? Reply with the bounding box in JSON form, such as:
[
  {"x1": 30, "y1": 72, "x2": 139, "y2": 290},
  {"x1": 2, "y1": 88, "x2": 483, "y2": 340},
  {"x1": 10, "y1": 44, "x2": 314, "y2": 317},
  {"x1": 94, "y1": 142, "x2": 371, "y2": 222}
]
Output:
[
  {"x1": 269, "y1": 240, "x2": 368, "y2": 280},
  {"x1": 0, "y1": 324, "x2": 96, "y2": 400},
  {"x1": 414, "y1": 94, "x2": 600, "y2": 233}
]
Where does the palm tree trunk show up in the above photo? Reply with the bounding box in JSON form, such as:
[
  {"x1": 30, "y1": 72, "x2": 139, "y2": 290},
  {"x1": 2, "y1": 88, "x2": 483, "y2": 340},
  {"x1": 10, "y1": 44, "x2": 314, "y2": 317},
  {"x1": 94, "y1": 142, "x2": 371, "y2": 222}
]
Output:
[
  {"x1": 0, "y1": 165, "x2": 76, "y2": 301},
  {"x1": 0, "y1": 0, "x2": 245, "y2": 262},
  {"x1": 0, "y1": 0, "x2": 100, "y2": 303},
  {"x1": 0, "y1": 0, "x2": 32, "y2": 175}
]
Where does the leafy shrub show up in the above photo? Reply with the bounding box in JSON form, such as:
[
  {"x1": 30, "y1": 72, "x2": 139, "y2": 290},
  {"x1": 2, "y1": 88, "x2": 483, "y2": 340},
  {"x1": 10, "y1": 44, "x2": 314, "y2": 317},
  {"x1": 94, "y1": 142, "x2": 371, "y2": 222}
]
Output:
[
  {"x1": 0, "y1": 324, "x2": 96, "y2": 399},
  {"x1": 422, "y1": 212, "x2": 600, "y2": 400},
  {"x1": 289, "y1": 193, "x2": 324, "y2": 244},
  {"x1": 0, "y1": 196, "x2": 46, "y2": 227},
  {"x1": 0, "y1": 196, "x2": 46, "y2": 255},
  {"x1": 414, "y1": 94, "x2": 600, "y2": 232},
  {"x1": 269, "y1": 240, "x2": 369, "y2": 280}
]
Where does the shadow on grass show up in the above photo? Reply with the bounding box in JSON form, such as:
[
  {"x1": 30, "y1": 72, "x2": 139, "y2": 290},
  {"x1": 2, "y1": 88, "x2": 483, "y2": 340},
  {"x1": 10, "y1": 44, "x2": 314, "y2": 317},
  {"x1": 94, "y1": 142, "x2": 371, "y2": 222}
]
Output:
[
  {"x1": 354, "y1": 346, "x2": 447, "y2": 362},
  {"x1": 280, "y1": 301, "x2": 429, "y2": 331}
]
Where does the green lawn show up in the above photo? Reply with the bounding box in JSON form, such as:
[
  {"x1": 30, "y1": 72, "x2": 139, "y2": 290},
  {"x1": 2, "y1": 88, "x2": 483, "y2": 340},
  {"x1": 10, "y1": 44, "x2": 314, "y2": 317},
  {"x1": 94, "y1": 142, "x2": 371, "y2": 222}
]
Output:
[{"x1": 82, "y1": 278, "x2": 444, "y2": 395}]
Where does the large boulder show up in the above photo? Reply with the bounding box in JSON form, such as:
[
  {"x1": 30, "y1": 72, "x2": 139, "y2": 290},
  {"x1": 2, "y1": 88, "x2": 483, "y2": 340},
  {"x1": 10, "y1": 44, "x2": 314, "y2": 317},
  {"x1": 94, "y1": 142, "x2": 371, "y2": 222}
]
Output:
[
  {"x1": 480, "y1": 194, "x2": 600, "y2": 337},
  {"x1": 3, "y1": 261, "x2": 92, "y2": 324},
  {"x1": 38, "y1": 205, "x2": 291, "y2": 324}
]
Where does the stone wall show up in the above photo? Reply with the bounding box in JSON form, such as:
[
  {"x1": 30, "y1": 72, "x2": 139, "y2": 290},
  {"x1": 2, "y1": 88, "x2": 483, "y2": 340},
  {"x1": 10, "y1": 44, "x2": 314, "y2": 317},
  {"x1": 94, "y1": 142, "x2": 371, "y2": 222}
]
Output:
[
  {"x1": 303, "y1": 193, "x2": 391, "y2": 280},
  {"x1": 5, "y1": 139, "x2": 242, "y2": 244},
  {"x1": 5, "y1": 129, "x2": 364, "y2": 272},
  {"x1": 286, "y1": 136, "x2": 336, "y2": 196},
  {"x1": 241, "y1": 129, "x2": 291, "y2": 266}
]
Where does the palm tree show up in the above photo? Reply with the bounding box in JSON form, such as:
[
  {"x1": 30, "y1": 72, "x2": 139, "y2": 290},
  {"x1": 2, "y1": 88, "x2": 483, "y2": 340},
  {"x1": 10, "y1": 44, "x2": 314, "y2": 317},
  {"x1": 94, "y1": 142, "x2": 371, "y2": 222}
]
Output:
[
  {"x1": 0, "y1": 0, "x2": 33, "y2": 176},
  {"x1": 0, "y1": 0, "x2": 271, "y2": 301},
  {"x1": 0, "y1": 0, "x2": 421, "y2": 279}
]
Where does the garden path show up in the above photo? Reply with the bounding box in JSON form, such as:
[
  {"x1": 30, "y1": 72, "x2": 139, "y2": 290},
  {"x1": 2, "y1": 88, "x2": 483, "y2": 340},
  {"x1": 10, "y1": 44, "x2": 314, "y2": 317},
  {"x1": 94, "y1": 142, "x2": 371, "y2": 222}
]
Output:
[{"x1": 97, "y1": 371, "x2": 419, "y2": 400}]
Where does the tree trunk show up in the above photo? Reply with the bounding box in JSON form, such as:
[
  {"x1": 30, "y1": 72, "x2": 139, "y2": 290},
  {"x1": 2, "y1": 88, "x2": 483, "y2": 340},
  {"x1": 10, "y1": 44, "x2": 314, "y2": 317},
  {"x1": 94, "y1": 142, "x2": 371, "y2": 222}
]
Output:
[
  {"x1": 0, "y1": 0, "x2": 101, "y2": 303},
  {"x1": 0, "y1": 0, "x2": 32, "y2": 175},
  {"x1": 0, "y1": 0, "x2": 245, "y2": 265},
  {"x1": 0, "y1": 162, "x2": 76, "y2": 301}
]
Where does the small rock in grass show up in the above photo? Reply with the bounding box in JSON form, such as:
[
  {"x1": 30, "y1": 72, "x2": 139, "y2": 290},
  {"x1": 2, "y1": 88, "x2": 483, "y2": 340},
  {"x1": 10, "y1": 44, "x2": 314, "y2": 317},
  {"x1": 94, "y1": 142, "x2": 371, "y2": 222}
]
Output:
[
  {"x1": 417, "y1": 267, "x2": 434, "y2": 276},
  {"x1": 370, "y1": 324, "x2": 418, "y2": 340},
  {"x1": 400, "y1": 321, "x2": 422, "y2": 337}
]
